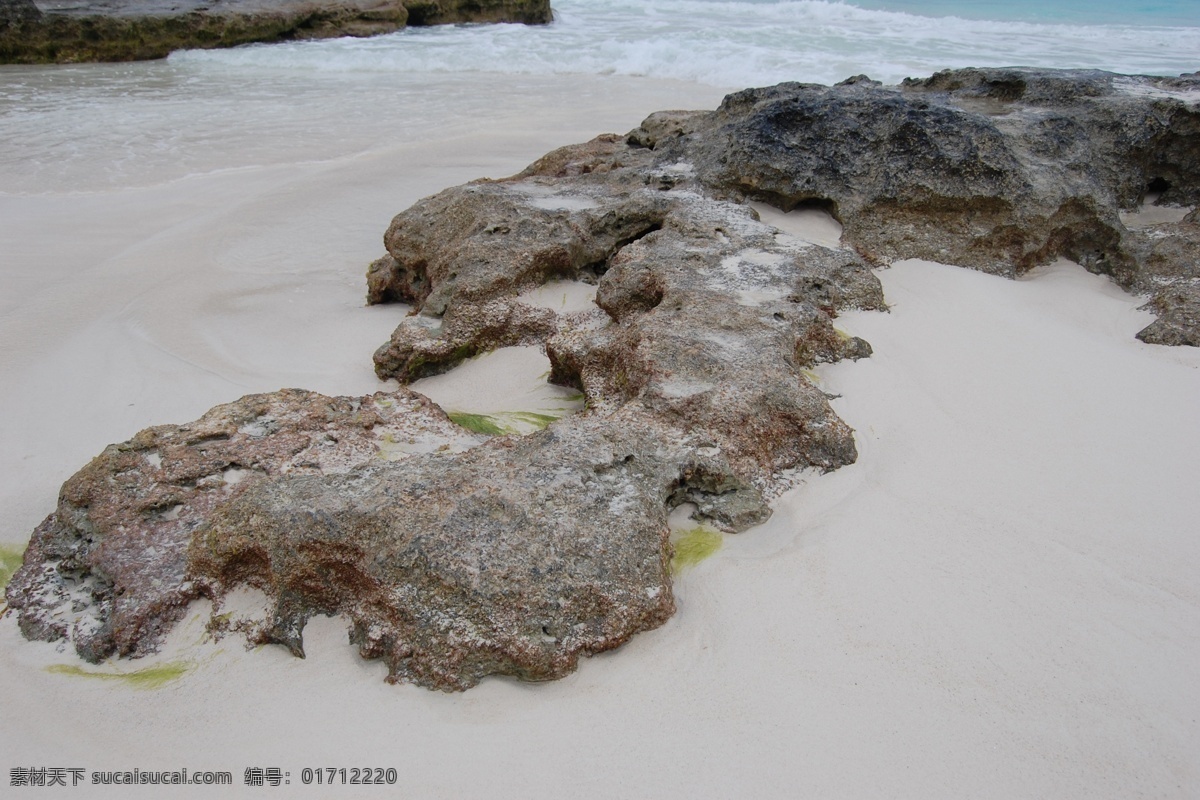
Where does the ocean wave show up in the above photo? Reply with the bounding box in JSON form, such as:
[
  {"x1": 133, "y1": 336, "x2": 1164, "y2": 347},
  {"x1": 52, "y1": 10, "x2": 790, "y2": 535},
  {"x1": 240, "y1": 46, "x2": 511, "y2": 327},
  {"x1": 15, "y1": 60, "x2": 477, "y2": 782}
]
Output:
[{"x1": 169, "y1": 0, "x2": 1200, "y2": 88}]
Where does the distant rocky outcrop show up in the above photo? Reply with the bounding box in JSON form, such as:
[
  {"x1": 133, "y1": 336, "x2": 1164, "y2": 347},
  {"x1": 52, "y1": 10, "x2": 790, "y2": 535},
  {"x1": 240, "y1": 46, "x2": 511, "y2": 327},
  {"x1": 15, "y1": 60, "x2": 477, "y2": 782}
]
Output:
[
  {"x1": 7, "y1": 68, "x2": 1198, "y2": 691},
  {"x1": 0, "y1": 0, "x2": 551, "y2": 63}
]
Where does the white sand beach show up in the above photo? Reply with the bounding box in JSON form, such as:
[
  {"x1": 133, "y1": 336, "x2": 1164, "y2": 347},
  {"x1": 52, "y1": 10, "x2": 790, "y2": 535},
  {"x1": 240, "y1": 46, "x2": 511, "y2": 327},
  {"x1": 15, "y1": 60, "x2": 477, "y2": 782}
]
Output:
[{"x1": 2, "y1": 69, "x2": 1199, "y2": 797}]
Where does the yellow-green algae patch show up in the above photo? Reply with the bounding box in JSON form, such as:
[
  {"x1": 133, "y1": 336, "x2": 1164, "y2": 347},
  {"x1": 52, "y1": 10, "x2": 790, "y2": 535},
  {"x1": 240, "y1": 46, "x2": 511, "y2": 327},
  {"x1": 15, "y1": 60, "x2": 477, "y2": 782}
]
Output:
[
  {"x1": 448, "y1": 412, "x2": 509, "y2": 436},
  {"x1": 670, "y1": 526, "x2": 723, "y2": 574},
  {"x1": 0, "y1": 543, "x2": 26, "y2": 593},
  {"x1": 503, "y1": 411, "x2": 559, "y2": 429},
  {"x1": 448, "y1": 410, "x2": 570, "y2": 437},
  {"x1": 45, "y1": 661, "x2": 191, "y2": 690}
]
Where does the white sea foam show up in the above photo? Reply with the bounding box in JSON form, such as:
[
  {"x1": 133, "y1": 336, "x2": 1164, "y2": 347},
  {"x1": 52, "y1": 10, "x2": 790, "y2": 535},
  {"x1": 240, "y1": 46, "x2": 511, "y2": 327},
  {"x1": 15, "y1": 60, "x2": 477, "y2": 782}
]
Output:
[
  {"x1": 3, "y1": 0, "x2": 1196, "y2": 194},
  {"x1": 169, "y1": 0, "x2": 1200, "y2": 88}
]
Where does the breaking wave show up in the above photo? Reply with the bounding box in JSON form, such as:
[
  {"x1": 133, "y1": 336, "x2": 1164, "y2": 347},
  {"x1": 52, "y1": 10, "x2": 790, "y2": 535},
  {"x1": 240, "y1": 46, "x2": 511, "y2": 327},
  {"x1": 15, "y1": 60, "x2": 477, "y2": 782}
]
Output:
[{"x1": 171, "y1": 0, "x2": 1200, "y2": 88}]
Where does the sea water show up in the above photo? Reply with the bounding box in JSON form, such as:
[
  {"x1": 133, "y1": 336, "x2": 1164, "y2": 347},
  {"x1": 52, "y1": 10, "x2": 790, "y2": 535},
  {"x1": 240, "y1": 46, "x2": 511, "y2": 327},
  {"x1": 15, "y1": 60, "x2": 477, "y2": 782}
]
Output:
[
  {"x1": 173, "y1": 0, "x2": 1199, "y2": 88},
  {"x1": 0, "y1": 0, "x2": 1196, "y2": 194}
]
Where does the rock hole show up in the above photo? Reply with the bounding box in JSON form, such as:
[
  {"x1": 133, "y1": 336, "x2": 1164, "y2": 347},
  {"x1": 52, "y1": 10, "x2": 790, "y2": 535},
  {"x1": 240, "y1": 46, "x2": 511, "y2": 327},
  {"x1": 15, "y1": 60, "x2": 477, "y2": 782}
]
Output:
[
  {"x1": 159, "y1": 504, "x2": 183, "y2": 522},
  {"x1": 405, "y1": 4, "x2": 432, "y2": 24},
  {"x1": 750, "y1": 199, "x2": 844, "y2": 249},
  {"x1": 583, "y1": 222, "x2": 663, "y2": 278},
  {"x1": 412, "y1": 346, "x2": 586, "y2": 436},
  {"x1": 986, "y1": 78, "x2": 1027, "y2": 101},
  {"x1": 794, "y1": 197, "x2": 838, "y2": 215}
]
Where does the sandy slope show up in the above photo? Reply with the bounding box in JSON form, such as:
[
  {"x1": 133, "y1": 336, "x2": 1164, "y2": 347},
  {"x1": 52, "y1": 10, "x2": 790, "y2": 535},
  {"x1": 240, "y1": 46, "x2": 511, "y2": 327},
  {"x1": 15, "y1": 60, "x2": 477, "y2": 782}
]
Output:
[{"x1": 2, "y1": 74, "x2": 1198, "y2": 797}]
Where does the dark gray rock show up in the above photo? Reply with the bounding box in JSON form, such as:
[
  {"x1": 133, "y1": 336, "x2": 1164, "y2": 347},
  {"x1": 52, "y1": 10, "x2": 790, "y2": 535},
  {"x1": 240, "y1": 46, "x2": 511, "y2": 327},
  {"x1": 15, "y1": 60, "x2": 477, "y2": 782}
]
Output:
[
  {"x1": 640, "y1": 68, "x2": 1200, "y2": 346},
  {"x1": 0, "y1": 0, "x2": 41, "y2": 23}
]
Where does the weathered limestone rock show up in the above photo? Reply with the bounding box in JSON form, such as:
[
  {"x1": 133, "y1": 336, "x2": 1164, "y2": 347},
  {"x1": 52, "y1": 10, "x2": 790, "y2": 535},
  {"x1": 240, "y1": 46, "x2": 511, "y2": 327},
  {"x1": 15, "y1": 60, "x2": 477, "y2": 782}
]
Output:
[
  {"x1": 643, "y1": 68, "x2": 1199, "y2": 344},
  {"x1": 9, "y1": 132, "x2": 876, "y2": 688},
  {"x1": 6, "y1": 388, "x2": 481, "y2": 664},
  {"x1": 10, "y1": 138, "x2": 876, "y2": 687},
  {"x1": 8, "y1": 68, "x2": 1198, "y2": 690},
  {"x1": 0, "y1": 0, "x2": 551, "y2": 64},
  {"x1": 370, "y1": 134, "x2": 880, "y2": 384},
  {"x1": 1128, "y1": 209, "x2": 1200, "y2": 346},
  {"x1": 188, "y1": 411, "x2": 687, "y2": 689}
]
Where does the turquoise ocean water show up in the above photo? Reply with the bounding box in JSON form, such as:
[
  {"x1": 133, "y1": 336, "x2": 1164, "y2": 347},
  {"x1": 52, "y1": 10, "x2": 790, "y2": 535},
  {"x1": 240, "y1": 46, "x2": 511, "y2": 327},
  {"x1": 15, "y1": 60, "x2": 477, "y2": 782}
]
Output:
[
  {"x1": 853, "y1": 0, "x2": 1196, "y2": 26},
  {"x1": 172, "y1": 0, "x2": 1199, "y2": 86}
]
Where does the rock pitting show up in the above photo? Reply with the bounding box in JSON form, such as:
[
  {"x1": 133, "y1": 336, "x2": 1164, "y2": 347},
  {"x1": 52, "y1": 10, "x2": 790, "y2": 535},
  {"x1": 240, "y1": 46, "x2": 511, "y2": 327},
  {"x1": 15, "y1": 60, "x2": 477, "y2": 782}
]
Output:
[{"x1": 7, "y1": 68, "x2": 1199, "y2": 690}]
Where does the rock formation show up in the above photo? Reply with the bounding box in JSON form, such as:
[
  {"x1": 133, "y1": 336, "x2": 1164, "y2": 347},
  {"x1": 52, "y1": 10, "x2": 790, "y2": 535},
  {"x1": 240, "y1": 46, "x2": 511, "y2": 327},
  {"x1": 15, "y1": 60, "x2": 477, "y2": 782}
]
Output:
[
  {"x1": 643, "y1": 68, "x2": 1200, "y2": 345},
  {"x1": 0, "y1": 0, "x2": 41, "y2": 23},
  {"x1": 0, "y1": 0, "x2": 551, "y2": 63},
  {"x1": 7, "y1": 68, "x2": 1198, "y2": 690}
]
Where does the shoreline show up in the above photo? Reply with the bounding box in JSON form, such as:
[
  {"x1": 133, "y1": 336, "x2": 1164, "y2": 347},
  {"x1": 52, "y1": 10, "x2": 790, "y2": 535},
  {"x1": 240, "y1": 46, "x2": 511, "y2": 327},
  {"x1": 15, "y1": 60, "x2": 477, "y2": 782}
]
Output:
[{"x1": 2, "y1": 65, "x2": 1199, "y2": 794}]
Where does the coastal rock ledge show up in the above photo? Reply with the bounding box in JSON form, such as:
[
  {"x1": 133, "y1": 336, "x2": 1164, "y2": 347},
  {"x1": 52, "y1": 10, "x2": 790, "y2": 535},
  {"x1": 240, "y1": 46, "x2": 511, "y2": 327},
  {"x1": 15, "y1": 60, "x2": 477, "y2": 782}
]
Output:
[
  {"x1": 6, "y1": 68, "x2": 1199, "y2": 691},
  {"x1": 0, "y1": 0, "x2": 551, "y2": 63}
]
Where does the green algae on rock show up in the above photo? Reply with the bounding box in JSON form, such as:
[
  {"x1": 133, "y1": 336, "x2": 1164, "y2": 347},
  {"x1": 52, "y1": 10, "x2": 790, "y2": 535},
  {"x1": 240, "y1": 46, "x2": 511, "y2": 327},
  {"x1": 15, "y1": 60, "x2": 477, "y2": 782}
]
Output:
[
  {"x1": 448, "y1": 410, "x2": 569, "y2": 436},
  {"x1": 447, "y1": 411, "x2": 509, "y2": 436}
]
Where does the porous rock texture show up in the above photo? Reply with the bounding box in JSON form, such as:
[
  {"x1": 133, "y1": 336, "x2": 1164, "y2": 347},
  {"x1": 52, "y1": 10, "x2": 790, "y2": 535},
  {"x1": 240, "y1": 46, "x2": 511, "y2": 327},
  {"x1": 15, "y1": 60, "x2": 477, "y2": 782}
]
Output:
[
  {"x1": 6, "y1": 389, "x2": 482, "y2": 664},
  {"x1": 7, "y1": 68, "x2": 1199, "y2": 690},
  {"x1": 0, "y1": 0, "x2": 551, "y2": 64},
  {"x1": 664, "y1": 68, "x2": 1200, "y2": 345}
]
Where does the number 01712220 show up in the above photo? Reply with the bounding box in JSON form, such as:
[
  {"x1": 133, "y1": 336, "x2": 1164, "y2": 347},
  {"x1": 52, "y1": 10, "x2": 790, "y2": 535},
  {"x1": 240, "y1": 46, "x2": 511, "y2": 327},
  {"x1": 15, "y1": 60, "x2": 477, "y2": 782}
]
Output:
[{"x1": 301, "y1": 768, "x2": 398, "y2": 785}]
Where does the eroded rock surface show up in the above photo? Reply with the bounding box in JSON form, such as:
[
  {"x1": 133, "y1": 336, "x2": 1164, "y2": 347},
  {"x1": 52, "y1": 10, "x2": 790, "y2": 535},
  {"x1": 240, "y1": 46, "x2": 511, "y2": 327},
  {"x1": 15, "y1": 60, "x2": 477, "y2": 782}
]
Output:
[
  {"x1": 0, "y1": 0, "x2": 551, "y2": 63},
  {"x1": 8, "y1": 68, "x2": 1199, "y2": 690},
  {"x1": 6, "y1": 389, "x2": 481, "y2": 664},
  {"x1": 658, "y1": 68, "x2": 1200, "y2": 344}
]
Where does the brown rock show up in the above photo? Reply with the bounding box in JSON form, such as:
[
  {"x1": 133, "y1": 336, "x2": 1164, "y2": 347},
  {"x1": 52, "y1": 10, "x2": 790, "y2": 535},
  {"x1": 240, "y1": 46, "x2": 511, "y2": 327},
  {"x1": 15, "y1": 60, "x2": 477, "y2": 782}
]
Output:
[{"x1": 0, "y1": 0, "x2": 551, "y2": 64}]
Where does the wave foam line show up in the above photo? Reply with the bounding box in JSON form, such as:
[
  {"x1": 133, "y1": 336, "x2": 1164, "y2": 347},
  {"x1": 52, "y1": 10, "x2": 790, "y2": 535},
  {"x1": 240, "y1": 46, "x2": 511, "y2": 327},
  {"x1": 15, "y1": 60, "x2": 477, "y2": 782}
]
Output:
[{"x1": 169, "y1": 0, "x2": 1200, "y2": 88}]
